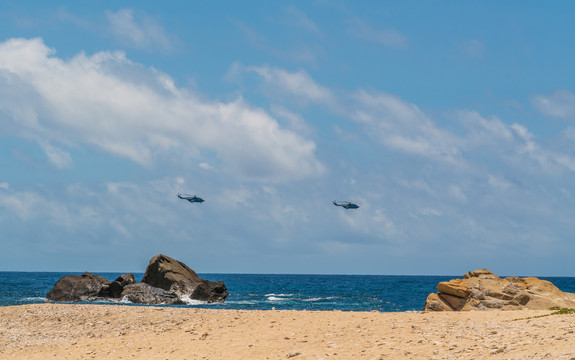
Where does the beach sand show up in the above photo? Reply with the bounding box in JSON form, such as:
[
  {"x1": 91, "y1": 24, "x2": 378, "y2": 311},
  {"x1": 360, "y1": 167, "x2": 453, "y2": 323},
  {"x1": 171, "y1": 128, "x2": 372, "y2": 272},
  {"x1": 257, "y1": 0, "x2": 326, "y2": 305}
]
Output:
[{"x1": 0, "y1": 304, "x2": 574, "y2": 359}]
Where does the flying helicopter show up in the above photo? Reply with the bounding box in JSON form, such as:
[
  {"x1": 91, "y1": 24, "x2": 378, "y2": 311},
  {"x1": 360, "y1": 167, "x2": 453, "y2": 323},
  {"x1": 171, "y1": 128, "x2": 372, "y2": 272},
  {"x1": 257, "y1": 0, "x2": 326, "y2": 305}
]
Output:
[
  {"x1": 333, "y1": 201, "x2": 359, "y2": 209},
  {"x1": 177, "y1": 193, "x2": 205, "y2": 204}
]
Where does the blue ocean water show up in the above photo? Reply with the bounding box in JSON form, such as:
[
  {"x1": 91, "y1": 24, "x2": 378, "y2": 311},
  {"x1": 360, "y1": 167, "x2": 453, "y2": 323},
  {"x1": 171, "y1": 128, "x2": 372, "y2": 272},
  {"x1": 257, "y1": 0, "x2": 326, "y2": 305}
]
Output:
[{"x1": 1, "y1": 272, "x2": 575, "y2": 312}]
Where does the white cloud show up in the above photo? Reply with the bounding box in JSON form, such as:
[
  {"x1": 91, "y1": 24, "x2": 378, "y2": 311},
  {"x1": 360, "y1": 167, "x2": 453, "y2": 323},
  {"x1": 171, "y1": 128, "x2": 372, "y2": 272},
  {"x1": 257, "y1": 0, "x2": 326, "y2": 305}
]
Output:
[
  {"x1": 418, "y1": 208, "x2": 442, "y2": 216},
  {"x1": 488, "y1": 176, "x2": 512, "y2": 190},
  {"x1": 106, "y1": 9, "x2": 174, "y2": 51},
  {"x1": 0, "y1": 38, "x2": 323, "y2": 181},
  {"x1": 244, "y1": 64, "x2": 575, "y2": 180},
  {"x1": 40, "y1": 143, "x2": 72, "y2": 169},
  {"x1": 457, "y1": 110, "x2": 513, "y2": 142},
  {"x1": 511, "y1": 123, "x2": 575, "y2": 171},
  {"x1": 270, "y1": 105, "x2": 313, "y2": 135},
  {"x1": 449, "y1": 184, "x2": 467, "y2": 203},
  {"x1": 216, "y1": 187, "x2": 253, "y2": 208},
  {"x1": 351, "y1": 90, "x2": 462, "y2": 164},
  {"x1": 532, "y1": 90, "x2": 575, "y2": 120},
  {"x1": 0, "y1": 189, "x2": 67, "y2": 222},
  {"x1": 198, "y1": 162, "x2": 213, "y2": 171},
  {"x1": 247, "y1": 65, "x2": 335, "y2": 106},
  {"x1": 346, "y1": 17, "x2": 406, "y2": 48},
  {"x1": 338, "y1": 205, "x2": 403, "y2": 243}
]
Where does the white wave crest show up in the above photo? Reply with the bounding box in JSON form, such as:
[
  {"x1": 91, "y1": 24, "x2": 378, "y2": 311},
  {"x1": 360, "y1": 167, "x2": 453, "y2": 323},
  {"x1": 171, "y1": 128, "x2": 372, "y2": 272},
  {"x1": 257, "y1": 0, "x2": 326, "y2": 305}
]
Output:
[
  {"x1": 267, "y1": 296, "x2": 292, "y2": 301},
  {"x1": 180, "y1": 295, "x2": 208, "y2": 306},
  {"x1": 23, "y1": 297, "x2": 47, "y2": 302}
]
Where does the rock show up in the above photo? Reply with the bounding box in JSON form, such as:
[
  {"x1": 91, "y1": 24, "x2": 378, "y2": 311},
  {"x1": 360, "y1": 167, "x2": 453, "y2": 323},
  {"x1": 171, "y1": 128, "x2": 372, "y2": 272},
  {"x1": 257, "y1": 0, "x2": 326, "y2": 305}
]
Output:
[
  {"x1": 46, "y1": 255, "x2": 228, "y2": 305},
  {"x1": 423, "y1": 293, "x2": 450, "y2": 311},
  {"x1": 120, "y1": 283, "x2": 184, "y2": 305},
  {"x1": 47, "y1": 272, "x2": 111, "y2": 302},
  {"x1": 436, "y1": 279, "x2": 471, "y2": 298},
  {"x1": 439, "y1": 293, "x2": 467, "y2": 311},
  {"x1": 424, "y1": 269, "x2": 575, "y2": 311},
  {"x1": 142, "y1": 254, "x2": 229, "y2": 303},
  {"x1": 105, "y1": 273, "x2": 137, "y2": 298},
  {"x1": 465, "y1": 269, "x2": 500, "y2": 280}
]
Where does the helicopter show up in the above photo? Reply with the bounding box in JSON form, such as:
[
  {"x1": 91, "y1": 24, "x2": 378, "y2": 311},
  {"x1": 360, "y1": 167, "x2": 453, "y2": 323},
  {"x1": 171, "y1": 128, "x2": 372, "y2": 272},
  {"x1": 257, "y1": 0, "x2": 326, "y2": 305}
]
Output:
[
  {"x1": 332, "y1": 201, "x2": 359, "y2": 209},
  {"x1": 177, "y1": 193, "x2": 205, "y2": 204}
]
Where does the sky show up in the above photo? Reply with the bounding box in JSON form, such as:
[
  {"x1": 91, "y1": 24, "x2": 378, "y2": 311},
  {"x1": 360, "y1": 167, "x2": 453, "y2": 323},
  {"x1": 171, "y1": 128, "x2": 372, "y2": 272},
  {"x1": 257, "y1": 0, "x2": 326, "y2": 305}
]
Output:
[{"x1": 2, "y1": 1, "x2": 575, "y2": 276}]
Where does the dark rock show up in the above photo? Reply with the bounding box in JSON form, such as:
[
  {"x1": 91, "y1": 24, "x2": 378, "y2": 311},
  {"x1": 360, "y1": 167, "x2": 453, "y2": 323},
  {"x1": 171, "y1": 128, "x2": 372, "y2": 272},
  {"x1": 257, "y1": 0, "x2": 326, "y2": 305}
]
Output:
[
  {"x1": 105, "y1": 273, "x2": 137, "y2": 298},
  {"x1": 46, "y1": 254, "x2": 228, "y2": 305},
  {"x1": 142, "y1": 254, "x2": 229, "y2": 303},
  {"x1": 47, "y1": 272, "x2": 111, "y2": 302},
  {"x1": 120, "y1": 283, "x2": 183, "y2": 305}
]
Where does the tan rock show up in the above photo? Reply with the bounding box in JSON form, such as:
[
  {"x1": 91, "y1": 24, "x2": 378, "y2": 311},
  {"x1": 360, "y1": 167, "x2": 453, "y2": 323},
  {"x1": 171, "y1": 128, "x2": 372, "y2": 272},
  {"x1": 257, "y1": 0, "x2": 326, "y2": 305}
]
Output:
[
  {"x1": 424, "y1": 269, "x2": 575, "y2": 311},
  {"x1": 423, "y1": 293, "x2": 451, "y2": 311},
  {"x1": 436, "y1": 279, "x2": 471, "y2": 298},
  {"x1": 467, "y1": 269, "x2": 500, "y2": 279},
  {"x1": 438, "y1": 293, "x2": 466, "y2": 311}
]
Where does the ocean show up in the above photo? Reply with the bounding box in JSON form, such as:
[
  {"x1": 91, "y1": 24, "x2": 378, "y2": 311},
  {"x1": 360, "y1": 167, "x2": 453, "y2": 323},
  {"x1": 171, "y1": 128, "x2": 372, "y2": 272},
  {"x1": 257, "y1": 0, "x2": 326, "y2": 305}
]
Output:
[{"x1": 2, "y1": 272, "x2": 575, "y2": 312}]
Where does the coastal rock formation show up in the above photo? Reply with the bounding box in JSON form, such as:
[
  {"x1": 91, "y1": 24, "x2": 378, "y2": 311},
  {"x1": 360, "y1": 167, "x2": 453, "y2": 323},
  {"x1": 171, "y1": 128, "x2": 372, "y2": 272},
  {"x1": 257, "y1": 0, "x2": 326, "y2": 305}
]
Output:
[
  {"x1": 120, "y1": 283, "x2": 183, "y2": 305},
  {"x1": 46, "y1": 272, "x2": 111, "y2": 302},
  {"x1": 424, "y1": 269, "x2": 575, "y2": 311},
  {"x1": 105, "y1": 273, "x2": 137, "y2": 298},
  {"x1": 142, "y1": 254, "x2": 228, "y2": 303},
  {"x1": 46, "y1": 255, "x2": 228, "y2": 305}
]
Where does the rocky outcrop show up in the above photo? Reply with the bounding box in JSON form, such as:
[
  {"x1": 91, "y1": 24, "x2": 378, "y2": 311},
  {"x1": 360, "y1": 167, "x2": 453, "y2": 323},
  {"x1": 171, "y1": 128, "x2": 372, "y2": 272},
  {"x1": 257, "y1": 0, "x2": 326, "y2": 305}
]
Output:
[
  {"x1": 46, "y1": 255, "x2": 228, "y2": 305},
  {"x1": 424, "y1": 269, "x2": 575, "y2": 311},
  {"x1": 120, "y1": 283, "x2": 183, "y2": 305},
  {"x1": 106, "y1": 273, "x2": 138, "y2": 298},
  {"x1": 46, "y1": 272, "x2": 111, "y2": 302},
  {"x1": 142, "y1": 254, "x2": 228, "y2": 303}
]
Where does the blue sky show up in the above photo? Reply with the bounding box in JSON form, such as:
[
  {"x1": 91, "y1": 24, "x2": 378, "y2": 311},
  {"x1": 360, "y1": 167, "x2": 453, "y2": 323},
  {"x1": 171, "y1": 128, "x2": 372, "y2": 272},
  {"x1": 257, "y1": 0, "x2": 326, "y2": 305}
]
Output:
[{"x1": 2, "y1": 1, "x2": 575, "y2": 276}]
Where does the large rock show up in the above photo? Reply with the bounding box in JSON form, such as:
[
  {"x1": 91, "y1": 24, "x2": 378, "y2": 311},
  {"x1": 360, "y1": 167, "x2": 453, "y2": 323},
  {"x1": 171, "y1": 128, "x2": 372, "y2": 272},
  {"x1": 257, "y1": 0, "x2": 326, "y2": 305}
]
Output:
[
  {"x1": 120, "y1": 283, "x2": 183, "y2": 305},
  {"x1": 102, "y1": 273, "x2": 137, "y2": 298},
  {"x1": 424, "y1": 269, "x2": 575, "y2": 311},
  {"x1": 142, "y1": 254, "x2": 229, "y2": 303},
  {"x1": 46, "y1": 255, "x2": 228, "y2": 305},
  {"x1": 46, "y1": 272, "x2": 110, "y2": 301}
]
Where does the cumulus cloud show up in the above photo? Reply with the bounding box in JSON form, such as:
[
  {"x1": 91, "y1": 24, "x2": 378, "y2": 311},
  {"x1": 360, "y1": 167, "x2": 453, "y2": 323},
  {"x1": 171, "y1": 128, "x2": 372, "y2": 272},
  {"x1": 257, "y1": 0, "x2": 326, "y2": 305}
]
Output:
[
  {"x1": 244, "y1": 63, "x2": 575, "y2": 181},
  {"x1": 532, "y1": 90, "x2": 575, "y2": 120},
  {"x1": 246, "y1": 65, "x2": 336, "y2": 106},
  {"x1": 0, "y1": 189, "x2": 67, "y2": 222},
  {"x1": 351, "y1": 90, "x2": 463, "y2": 164},
  {"x1": 511, "y1": 123, "x2": 575, "y2": 171},
  {"x1": 245, "y1": 65, "x2": 466, "y2": 165},
  {"x1": 0, "y1": 38, "x2": 323, "y2": 181},
  {"x1": 40, "y1": 143, "x2": 73, "y2": 169},
  {"x1": 457, "y1": 110, "x2": 513, "y2": 142},
  {"x1": 106, "y1": 9, "x2": 174, "y2": 51}
]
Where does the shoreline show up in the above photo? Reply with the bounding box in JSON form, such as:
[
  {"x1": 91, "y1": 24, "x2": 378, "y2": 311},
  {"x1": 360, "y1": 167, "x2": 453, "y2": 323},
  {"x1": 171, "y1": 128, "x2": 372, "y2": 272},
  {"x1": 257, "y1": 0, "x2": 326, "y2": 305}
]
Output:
[{"x1": 1, "y1": 304, "x2": 574, "y2": 359}]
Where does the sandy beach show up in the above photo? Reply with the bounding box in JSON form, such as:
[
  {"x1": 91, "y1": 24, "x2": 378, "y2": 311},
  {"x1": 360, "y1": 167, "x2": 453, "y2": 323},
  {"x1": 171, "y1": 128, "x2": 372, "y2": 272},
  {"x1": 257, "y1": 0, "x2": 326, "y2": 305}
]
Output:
[{"x1": 0, "y1": 304, "x2": 574, "y2": 359}]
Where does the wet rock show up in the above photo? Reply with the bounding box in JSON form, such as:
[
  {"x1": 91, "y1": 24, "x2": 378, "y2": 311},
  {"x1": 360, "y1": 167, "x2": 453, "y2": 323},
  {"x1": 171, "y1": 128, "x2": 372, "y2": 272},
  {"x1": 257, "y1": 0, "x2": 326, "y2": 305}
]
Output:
[
  {"x1": 47, "y1": 272, "x2": 110, "y2": 302},
  {"x1": 105, "y1": 273, "x2": 137, "y2": 298},
  {"x1": 142, "y1": 254, "x2": 229, "y2": 303},
  {"x1": 120, "y1": 283, "x2": 183, "y2": 305},
  {"x1": 46, "y1": 255, "x2": 228, "y2": 305}
]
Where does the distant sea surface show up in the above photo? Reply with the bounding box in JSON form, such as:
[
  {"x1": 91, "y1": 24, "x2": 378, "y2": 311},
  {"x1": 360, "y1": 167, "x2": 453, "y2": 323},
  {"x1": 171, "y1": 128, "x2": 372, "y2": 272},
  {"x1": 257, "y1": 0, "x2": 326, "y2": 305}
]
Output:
[{"x1": 2, "y1": 272, "x2": 575, "y2": 312}]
